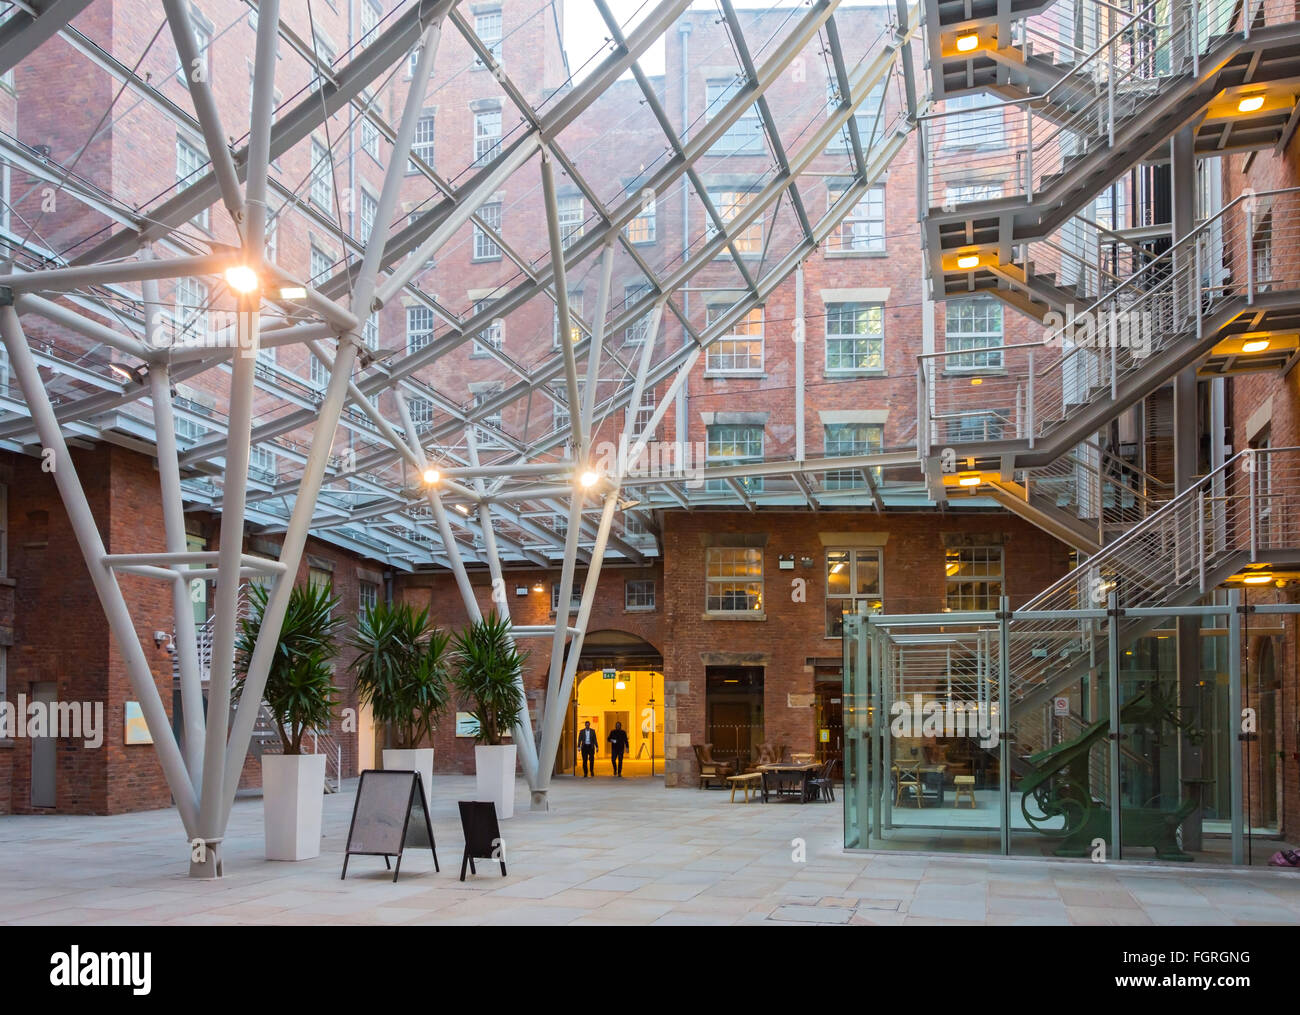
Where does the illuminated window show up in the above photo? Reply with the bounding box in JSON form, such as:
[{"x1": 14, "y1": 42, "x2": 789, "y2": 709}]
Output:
[
  {"x1": 705, "y1": 304, "x2": 764, "y2": 374},
  {"x1": 826, "y1": 548, "x2": 884, "y2": 636},
  {"x1": 706, "y1": 189, "x2": 762, "y2": 255},
  {"x1": 945, "y1": 546, "x2": 1004, "y2": 611},
  {"x1": 706, "y1": 547, "x2": 763, "y2": 614}
]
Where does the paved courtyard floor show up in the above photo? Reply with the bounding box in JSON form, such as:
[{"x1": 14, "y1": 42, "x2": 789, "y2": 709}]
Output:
[{"x1": 3, "y1": 775, "x2": 1299, "y2": 925}]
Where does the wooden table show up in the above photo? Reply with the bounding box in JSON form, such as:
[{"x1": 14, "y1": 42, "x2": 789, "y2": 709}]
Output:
[
  {"x1": 892, "y1": 761, "x2": 947, "y2": 807},
  {"x1": 757, "y1": 762, "x2": 820, "y2": 803},
  {"x1": 726, "y1": 772, "x2": 763, "y2": 803}
]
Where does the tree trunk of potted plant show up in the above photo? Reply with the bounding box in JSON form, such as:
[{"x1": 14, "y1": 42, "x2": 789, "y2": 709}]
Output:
[
  {"x1": 235, "y1": 581, "x2": 342, "y2": 862},
  {"x1": 453, "y1": 612, "x2": 526, "y2": 820}
]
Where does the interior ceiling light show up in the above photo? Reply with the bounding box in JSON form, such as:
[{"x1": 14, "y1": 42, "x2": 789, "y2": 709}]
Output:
[
  {"x1": 224, "y1": 265, "x2": 260, "y2": 294},
  {"x1": 422, "y1": 468, "x2": 440, "y2": 484},
  {"x1": 957, "y1": 253, "x2": 980, "y2": 269},
  {"x1": 958, "y1": 473, "x2": 981, "y2": 487},
  {"x1": 955, "y1": 33, "x2": 979, "y2": 52},
  {"x1": 1242, "y1": 338, "x2": 1270, "y2": 353},
  {"x1": 1242, "y1": 572, "x2": 1273, "y2": 584},
  {"x1": 1238, "y1": 94, "x2": 1265, "y2": 113}
]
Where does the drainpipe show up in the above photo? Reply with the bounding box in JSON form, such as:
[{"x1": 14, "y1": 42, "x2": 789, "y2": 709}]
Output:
[
  {"x1": 795, "y1": 261, "x2": 805, "y2": 461},
  {"x1": 676, "y1": 18, "x2": 692, "y2": 449}
]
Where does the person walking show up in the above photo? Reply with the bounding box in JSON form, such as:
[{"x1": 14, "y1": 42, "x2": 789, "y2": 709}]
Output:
[
  {"x1": 578, "y1": 721, "x2": 597, "y2": 777},
  {"x1": 607, "y1": 721, "x2": 629, "y2": 777}
]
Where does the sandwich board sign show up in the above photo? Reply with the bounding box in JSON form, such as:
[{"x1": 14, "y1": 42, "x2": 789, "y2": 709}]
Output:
[
  {"x1": 458, "y1": 800, "x2": 507, "y2": 881},
  {"x1": 341, "y1": 769, "x2": 439, "y2": 882}
]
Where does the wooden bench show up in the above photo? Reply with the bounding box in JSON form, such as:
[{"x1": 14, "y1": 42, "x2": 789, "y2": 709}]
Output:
[
  {"x1": 727, "y1": 772, "x2": 763, "y2": 803},
  {"x1": 953, "y1": 775, "x2": 976, "y2": 808}
]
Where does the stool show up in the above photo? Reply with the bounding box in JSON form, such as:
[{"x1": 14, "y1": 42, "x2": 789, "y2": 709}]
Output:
[{"x1": 953, "y1": 775, "x2": 977, "y2": 808}]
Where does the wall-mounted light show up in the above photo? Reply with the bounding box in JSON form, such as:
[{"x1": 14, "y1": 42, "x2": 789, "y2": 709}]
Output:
[
  {"x1": 109, "y1": 362, "x2": 147, "y2": 386},
  {"x1": 955, "y1": 33, "x2": 979, "y2": 52},
  {"x1": 1238, "y1": 94, "x2": 1265, "y2": 113},
  {"x1": 532, "y1": 581, "x2": 545, "y2": 593},
  {"x1": 778, "y1": 553, "x2": 795, "y2": 570},
  {"x1": 801, "y1": 556, "x2": 815, "y2": 569}
]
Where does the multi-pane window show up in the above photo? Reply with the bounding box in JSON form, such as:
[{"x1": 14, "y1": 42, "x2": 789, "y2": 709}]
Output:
[
  {"x1": 409, "y1": 112, "x2": 435, "y2": 172},
  {"x1": 827, "y1": 185, "x2": 885, "y2": 254},
  {"x1": 552, "y1": 290, "x2": 584, "y2": 348},
  {"x1": 177, "y1": 8, "x2": 212, "y2": 84},
  {"x1": 308, "y1": 566, "x2": 333, "y2": 617},
  {"x1": 473, "y1": 109, "x2": 502, "y2": 166},
  {"x1": 309, "y1": 245, "x2": 333, "y2": 285},
  {"x1": 551, "y1": 583, "x2": 582, "y2": 613},
  {"x1": 705, "y1": 305, "x2": 764, "y2": 373},
  {"x1": 823, "y1": 423, "x2": 883, "y2": 490},
  {"x1": 706, "y1": 424, "x2": 764, "y2": 495},
  {"x1": 362, "y1": 314, "x2": 379, "y2": 351},
  {"x1": 470, "y1": 300, "x2": 503, "y2": 358},
  {"x1": 0, "y1": 484, "x2": 6, "y2": 577},
  {"x1": 705, "y1": 79, "x2": 763, "y2": 154},
  {"x1": 706, "y1": 190, "x2": 762, "y2": 255},
  {"x1": 475, "y1": 9, "x2": 503, "y2": 64},
  {"x1": 825, "y1": 302, "x2": 884, "y2": 372},
  {"x1": 310, "y1": 138, "x2": 333, "y2": 210},
  {"x1": 628, "y1": 387, "x2": 656, "y2": 440},
  {"x1": 552, "y1": 381, "x2": 583, "y2": 434},
  {"x1": 359, "y1": 0, "x2": 381, "y2": 40},
  {"x1": 249, "y1": 444, "x2": 278, "y2": 483},
  {"x1": 943, "y1": 93, "x2": 1005, "y2": 149},
  {"x1": 625, "y1": 579, "x2": 655, "y2": 611},
  {"x1": 627, "y1": 198, "x2": 656, "y2": 244},
  {"x1": 945, "y1": 546, "x2": 1004, "y2": 611},
  {"x1": 826, "y1": 548, "x2": 884, "y2": 636},
  {"x1": 359, "y1": 189, "x2": 378, "y2": 244},
  {"x1": 825, "y1": 77, "x2": 886, "y2": 152},
  {"x1": 944, "y1": 183, "x2": 1003, "y2": 207},
  {"x1": 175, "y1": 276, "x2": 209, "y2": 346},
  {"x1": 264, "y1": 210, "x2": 279, "y2": 263},
  {"x1": 173, "y1": 396, "x2": 212, "y2": 443},
  {"x1": 176, "y1": 135, "x2": 209, "y2": 231},
  {"x1": 358, "y1": 579, "x2": 379, "y2": 618},
  {"x1": 473, "y1": 202, "x2": 502, "y2": 260},
  {"x1": 310, "y1": 351, "x2": 329, "y2": 390},
  {"x1": 360, "y1": 104, "x2": 381, "y2": 161},
  {"x1": 945, "y1": 297, "x2": 1004, "y2": 370},
  {"x1": 407, "y1": 306, "x2": 435, "y2": 354},
  {"x1": 558, "y1": 195, "x2": 584, "y2": 248},
  {"x1": 705, "y1": 547, "x2": 763, "y2": 614},
  {"x1": 407, "y1": 396, "x2": 434, "y2": 434},
  {"x1": 474, "y1": 386, "x2": 505, "y2": 448},
  {"x1": 623, "y1": 284, "x2": 652, "y2": 344}
]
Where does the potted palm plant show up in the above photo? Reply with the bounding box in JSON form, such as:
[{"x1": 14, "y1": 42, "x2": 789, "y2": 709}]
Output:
[
  {"x1": 349, "y1": 601, "x2": 450, "y2": 813},
  {"x1": 452, "y1": 611, "x2": 526, "y2": 819},
  {"x1": 234, "y1": 580, "x2": 342, "y2": 861}
]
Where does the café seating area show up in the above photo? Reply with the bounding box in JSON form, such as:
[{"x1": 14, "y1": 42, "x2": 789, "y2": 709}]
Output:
[{"x1": 693, "y1": 741, "x2": 838, "y2": 804}]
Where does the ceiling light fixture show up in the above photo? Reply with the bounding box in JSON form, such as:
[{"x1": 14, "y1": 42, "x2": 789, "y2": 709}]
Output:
[
  {"x1": 1242, "y1": 572, "x2": 1273, "y2": 584},
  {"x1": 224, "y1": 265, "x2": 260, "y2": 294},
  {"x1": 1238, "y1": 94, "x2": 1265, "y2": 113},
  {"x1": 279, "y1": 286, "x2": 307, "y2": 300},
  {"x1": 958, "y1": 473, "x2": 981, "y2": 487},
  {"x1": 1242, "y1": 339, "x2": 1270, "y2": 353},
  {"x1": 956, "y1": 33, "x2": 979, "y2": 52},
  {"x1": 422, "y1": 468, "x2": 440, "y2": 484},
  {"x1": 957, "y1": 253, "x2": 980, "y2": 269}
]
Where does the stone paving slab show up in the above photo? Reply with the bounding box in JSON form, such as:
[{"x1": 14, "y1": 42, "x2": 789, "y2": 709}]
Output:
[{"x1": 2, "y1": 775, "x2": 1299, "y2": 926}]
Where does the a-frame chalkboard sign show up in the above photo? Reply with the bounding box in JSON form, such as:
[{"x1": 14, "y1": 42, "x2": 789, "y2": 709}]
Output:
[
  {"x1": 341, "y1": 769, "x2": 439, "y2": 882},
  {"x1": 458, "y1": 800, "x2": 507, "y2": 881}
]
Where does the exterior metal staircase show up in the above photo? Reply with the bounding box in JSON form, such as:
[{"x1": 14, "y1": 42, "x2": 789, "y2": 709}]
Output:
[
  {"x1": 920, "y1": 186, "x2": 1300, "y2": 473},
  {"x1": 923, "y1": 0, "x2": 1300, "y2": 298}
]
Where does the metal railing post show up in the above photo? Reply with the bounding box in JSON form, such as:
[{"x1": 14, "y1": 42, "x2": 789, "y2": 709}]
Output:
[
  {"x1": 916, "y1": 361, "x2": 927, "y2": 461},
  {"x1": 1025, "y1": 108, "x2": 1034, "y2": 200},
  {"x1": 1027, "y1": 349, "x2": 1036, "y2": 448},
  {"x1": 1194, "y1": 234, "x2": 1204, "y2": 339},
  {"x1": 1107, "y1": 589, "x2": 1122, "y2": 861},
  {"x1": 1249, "y1": 454, "x2": 1258, "y2": 561},
  {"x1": 1197, "y1": 489, "x2": 1206, "y2": 593},
  {"x1": 1191, "y1": 0, "x2": 1200, "y2": 77},
  {"x1": 1246, "y1": 201, "x2": 1256, "y2": 304}
]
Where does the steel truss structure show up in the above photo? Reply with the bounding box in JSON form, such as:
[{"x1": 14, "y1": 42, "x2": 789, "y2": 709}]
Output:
[{"x1": 0, "y1": 0, "x2": 925, "y2": 873}]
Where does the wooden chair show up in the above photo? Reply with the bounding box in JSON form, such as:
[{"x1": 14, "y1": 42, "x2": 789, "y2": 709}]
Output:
[
  {"x1": 893, "y1": 763, "x2": 923, "y2": 807},
  {"x1": 692, "y1": 743, "x2": 736, "y2": 789}
]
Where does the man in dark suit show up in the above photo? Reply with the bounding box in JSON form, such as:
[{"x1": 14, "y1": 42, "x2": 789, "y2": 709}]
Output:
[
  {"x1": 607, "y1": 721, "x2": 629, "y2": 777},
  {"x1": 578, "y1": 721, "x2": 597, "y2": 777}
]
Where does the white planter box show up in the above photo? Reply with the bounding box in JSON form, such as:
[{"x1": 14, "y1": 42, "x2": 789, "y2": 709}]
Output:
[
  {"x1": 383, "y1": 747, "x2": 434, "y2": 815},
  {"x1": 475, "y1": 744, "x2": 517, "y2": 820},
  {"x1": 262, "y1": 753, "x2": 327, "y2": 861}
]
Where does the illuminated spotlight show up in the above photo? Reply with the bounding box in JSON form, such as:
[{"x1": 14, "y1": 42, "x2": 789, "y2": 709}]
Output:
[
  {"x1": 422, "y1": 468, "x2": 440, "y2": 484},
  {"x1": 578, "y1": 469, "x2": 601, "y2": 488},
  {"x1": 956, "y1": 253, "x2": 980, "y2": 269},
  {"x1": 532, "y1": 581, "x2": 544, "y2": 593},
  {"x1": 109, "y1": 362, "x2": 146, "y2": 385},
  {"x1": 1242, "y1": 572, "x2": 1273, "y2": 584},
  {"x1": 1242, "y1": 338, "x2": 1270, "y2": 353},
  {"x1": 1238, "y1": 94, "x2": 1265, "y2": 113},
  {"x1": 279, "y1": 286, "x2": 307, "y2": 300},
  {"x1": 615, "y1": 680, "x2": 627, "y2": 690},
  {"x1": 454, "y1": 503, "x2": 469, "y2": 515},
  {"x1": 224, "y1": 265, "x2": 260, "y2": 294},
  {"x1": 958, "y1": 473, "x2": 981, "y2": 487},
  {"x1": 955, "y1": 33, "x2": 979, "y2": 52}
]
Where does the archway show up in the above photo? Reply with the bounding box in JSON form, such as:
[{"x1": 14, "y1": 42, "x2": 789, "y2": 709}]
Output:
[{"x1": 558, "y1": 630, "x2": 665, "y2": 778}]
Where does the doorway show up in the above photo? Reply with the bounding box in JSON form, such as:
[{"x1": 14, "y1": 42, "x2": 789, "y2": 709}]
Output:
[
  {"x1": 565, "y1": 668, "x2": 664, "y2": 777},
  {"x1": 30, "y1": 681, "x2": 56, "y2": 808},
  {"x1": 814, "y1": 679, "x2": 844, "y2": 770},
  {"x1": 705, "y1": 666, "x2": 763, "y2": 770}
]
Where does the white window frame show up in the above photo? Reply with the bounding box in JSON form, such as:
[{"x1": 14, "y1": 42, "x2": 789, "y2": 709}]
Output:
[
  {"x1": 625, "y1": 579, "x2": 656, "y2": 611},
  {"x1": 470, "y1": 300, "x2": 503, "y2": 358},
  {"x1": 825, "y1": 547, "x2": 884, "y2": 637},
  {"x1": 407, "y1": 305, "x2": 435, "y2": 354},
  {"x1": 705, "y1": 78, "x2": 763, "y2": 155},
  {"x1": 705, "y1": 547, "x2": 764, "y2": 614},
  {"x1": 310, "y1": 137, "x2": 333, "y2": 211},
  {"x1": 473, "y1": 108, "x2": 502, "y2": 166},
  {"x1": 474, "y1": 9, "x2": 503, "y2": 65},
  {"x1": 944, "y1": 296, "x2": 1004, "y2": 371},
  {"x1": 627, "y1": 199, "x2": 656, "y2": 244},
  {"x1": 705, "y1": 305, "x2": 764, "y2": 374},
  {"x1": 706, "y1": 424, "x2": 764, "y2": 494},
  {"x1": 825, "y1": 301, "x2": 884, "y2": 374},
  {"x1": 945, "y1": 546, "x2": 1005, "y2": 612},
  {"x1": 827, "y1": 184, "x2": 885, "y2": 255},
  {"x1": 823, "y1": 422, "x2": 883, "y2": 490},
  {"x1": 176, "y1": 134, "x2": 210, "y2": 232},
  {"x1": 706, "y1": 189, "x2": 762, "y2": 256},
  {"x1": 473, "y1": 202, "x2": 502, "y2": 261},
  {"x1": 408, "y1": 111, "x2": 435, "y2": 173}
]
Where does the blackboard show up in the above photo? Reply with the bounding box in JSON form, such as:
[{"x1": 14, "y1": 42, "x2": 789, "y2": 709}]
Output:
[
  {"x1": 341, "y1": 770, "x2": 439, "y2": 882},
  {"x1": 458, "y1": 800, "x2": 507, "y2": 881}
]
